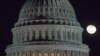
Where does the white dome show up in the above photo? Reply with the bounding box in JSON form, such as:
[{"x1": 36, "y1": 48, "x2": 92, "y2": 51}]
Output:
[
  {"x1": 11, "y1": 0, "x2": 83, "y2": 43},
  {"x1": 15, "y1": 0, "x2": 80, "y2": 27},
  {"x1": 6, "y1": 0, "x2": 90, "y2": 56}
]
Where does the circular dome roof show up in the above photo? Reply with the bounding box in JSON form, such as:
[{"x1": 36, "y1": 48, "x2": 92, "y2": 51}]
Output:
[{"x1": 15, "y1": 0, "x2": 80, "y2": 26}]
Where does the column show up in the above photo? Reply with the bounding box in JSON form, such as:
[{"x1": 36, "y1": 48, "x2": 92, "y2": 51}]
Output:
[
  {"x1": 17, "y1": 51, "x2": 20, "y2": 56},
  {"x1": 52, "y1": 0, "x2": 56, "y2": 16},
  {"x1": 32, "y1": 30, "x2": 35, "y2": 40},
  {"x1": 74, "y1": 51, "x2": 76, "y2": 56},
  {"x1": 21, "y1": 30, "x2": 25, "y2": 42},
  {"x1": 12, "y1": 53, "x2": 13, "y2": 56},
  {"x1": 16, "y1": 52, "x2": 18, "y2": 56},
  {"x1": 79, "y1": 51, "x2": 81, "y2": 56},
  {"x1": 57, "y1": 30, "x2": 61, "y2": 40},
  {"x1": 29, "y1": 30, "x2": 33, "y2": 41},
  {"x1": 21, "y1": 51, "x2": 23, "y2": 56},
  {"x1": 14, "y1": 52, "x2": 16, "y2": 56},
  {"x1": 52, "y1": 30, "x2": 55, "y2": 39},
  {"x1": 72, "y1": 31, "x2": 75, "y2": 42},
  {"x1": 16, "y1": 31, "x2": 18, "y2": 43},
  {"x1": 35, "y1": 30, "x2": 39, "y2": 40},
  {"x1": 54, "y1": 50, "x2": 57, "y2": 56},
  {"x1": 67, "y1": 50, "x2": 70, "y2": 56},
  {"x1": 29, "y1": 50, "x2": 32, "y2": 56},
  {"x1": 18, "y1": 30, "x2": 21, "y2": 42},
  {"x1": 38, "y1": 0, "x2": 40, "y2": 16},
  {"x1": 43, "y1": 0, "x2": 46, "y2": 16},
  {"x1": 74, "y1": 31, "x2": 76, "y2": 42},
  {"x1": 18, "y1": 31, "x2": 21, "y2": 42},
  {"x1": 85, "y1": 53, "x2": 88, "y2": 56},
  {"x1": 60, "y1": 30, "x2": 64, "y2": 41},
  {"x1": 26, "y1": 51, "x2": 28, "y2": 56},
  {"x1": 84, "y1": 53, "x2": 86, "y2": 56},
  {"x1": 76, "y1": 31, "x2": 78, "y2": 42},
  {"x1": 41, "y1": 29, "x2": 46, "y2": 40},
  {"x1": 77, "y1": 51, "x2": 79, "y2": 56},
  {"x1": 48, "y1": 0, "x2": 52, "y2": 16},
  {"x1": 24, "y1": 30, "x2": 28, "y2": 41},
  {"x1": 26, "y1": 30, "x2": 29, "y2": 41},
  {"x1": 86, "y1": 53, "x2": 89, "y2": 56},
  {"x1": 80, "y1": 31, "x2": 82, "y2": 42},
  {"x1": 15, "y1": 31, "x2": 17, "y2": 43},
  {"x1": 13, "y1": 31, "x2": 16, "y2": 44},
  {"x1": 63, "y1": 31, "x2": 66, "y2": 41},
  {"x1": 20, "y1": 30, "x2": 22, "y2": 42},
  {"x1": 23, "y1": 51, "x2": 26, "y2": 56},
  {"x1": 65, "y1": 30, "x2": 68, "y2": 41},
  {"x1": 28, "y1": 51, "x2": 31, "y2": 56},
  {"x1": 82, "y1": 52, "x2": 84, "y2": 56},
  {"x1": 48, "y1": 30, "x2": 52, "y2": 40},
  {"x1": 66, "y1": 51, "x2": 68, "y2": 56},
  {"x1": 83, "y1": 52, "x2": 85, "y2": 56},
  {"x1": 70, "y1": 30, "x2": 72, "y2": 41},
  {"x1": 20, "y1": 51, "x2": 22, "y2": 56},
  {"x1": 67, "y1": 31, "x2": 70, "y2": 41},
  {"x1": 54, "y1": 29, "x2": 58, "y2": 40},
  {"x1": 25, "y1": 51, "x2": 27, "y2": 56},
  {"x1": 72, "y1": 51, "x2": 75, "y2": 56},
  {"x1": 78, "y1": 32, "x2": 82, "y2": 42}
]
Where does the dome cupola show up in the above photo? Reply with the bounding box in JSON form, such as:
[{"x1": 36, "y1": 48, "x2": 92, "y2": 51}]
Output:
[{"x1": 15, "y1": 0, "x2": 80, "y2": 27}]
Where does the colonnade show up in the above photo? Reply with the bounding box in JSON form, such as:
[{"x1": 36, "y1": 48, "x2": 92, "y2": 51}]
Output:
[{"x1": 12, "y1": 26, "x2": 82, "y2": 44}]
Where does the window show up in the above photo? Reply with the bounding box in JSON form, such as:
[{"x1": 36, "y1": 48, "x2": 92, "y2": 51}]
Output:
[
  {"x1": 45, "y1": 52, "x2": 48, "y2": 56},
  {"x1": 39, "y1": 53, "x2": 42, "y2": 56},
  {"x1": 51, "y1": 53, "x2": 54, "y2": 56}
]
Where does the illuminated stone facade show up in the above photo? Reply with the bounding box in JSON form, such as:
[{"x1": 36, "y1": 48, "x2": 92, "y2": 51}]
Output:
[{"x1": 6, "y1": 0, "x2": 90, "y2": 56}]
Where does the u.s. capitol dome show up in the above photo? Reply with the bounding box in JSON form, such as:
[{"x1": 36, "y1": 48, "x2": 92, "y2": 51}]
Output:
[{"x1": 6, "y1": 0, "x2": 90, "y2": 56}]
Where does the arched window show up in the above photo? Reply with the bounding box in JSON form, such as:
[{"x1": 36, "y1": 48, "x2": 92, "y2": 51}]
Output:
[
  {"x1": 38, "y1": 50, "x2": 42, "y2": 56},
  {"x1": 51, "y1": 52, "x2": 54, "y2": 56},
  {"x1": 39, "y1": 53, "x2": 42, "y2": 56},
  {"x1": 44, "y1": 51, "x2": 49, "y2": 56},
  {"x1": 57, "y1": 50, "x2": 61, "y2": 56},
  {"x1": 32, "y1": 52, "x2": 35, "y2": 56},
  {"x1": 57, "y1": 53, "x2": 60, "y2": 56}
]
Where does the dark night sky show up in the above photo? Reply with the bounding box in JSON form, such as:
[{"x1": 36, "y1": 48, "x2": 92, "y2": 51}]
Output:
[{"x1": 0, "y1": 0, "x2": 100, "y2": 56}]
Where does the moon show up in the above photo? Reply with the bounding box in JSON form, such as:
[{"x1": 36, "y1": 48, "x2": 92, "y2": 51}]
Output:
[{"x1": 87, "y1": 25, "x2": 97, "y2": 34}]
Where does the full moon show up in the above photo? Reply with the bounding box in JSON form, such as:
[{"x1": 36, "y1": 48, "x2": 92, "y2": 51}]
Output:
[{"x1": 87, "y1": 25, "x2": 97, "y2": 34}]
